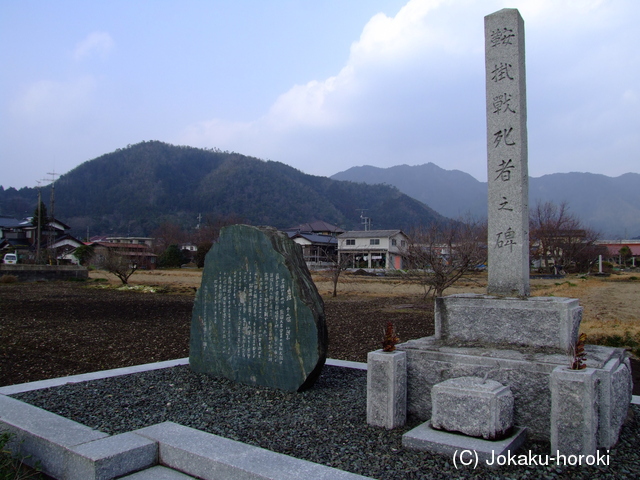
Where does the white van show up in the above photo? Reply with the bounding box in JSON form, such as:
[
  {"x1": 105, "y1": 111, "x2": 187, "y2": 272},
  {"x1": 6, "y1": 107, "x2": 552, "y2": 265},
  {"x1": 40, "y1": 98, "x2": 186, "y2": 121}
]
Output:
[{"x1": 2, "y1": 253, "x2": 17, "y2": 264}]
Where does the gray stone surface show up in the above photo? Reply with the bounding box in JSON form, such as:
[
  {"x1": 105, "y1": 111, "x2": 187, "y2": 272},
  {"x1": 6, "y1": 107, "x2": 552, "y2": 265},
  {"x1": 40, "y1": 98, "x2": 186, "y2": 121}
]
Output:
[
  {"x1": 65, "y1": 432, "x2": 157, "y2": 480},
  {"x1": 0, "y1": 395, "x2": 108, "y2": 479},
  {"x1": 397, "y1": 338, "x2": 628, "y2": 442},
  {"x1": 550, "y1": 366, "x2": 599, "y2": 456},
  {"x1": 485, "y1": 8, "x2": 529, "y2": 297},
  {"x1": 431, "y1": 377, "x2": 513, "y2": 440},
  {"x1": 190, "y1": 225, "x2": 327, "y2": 392},
  {"x1": 402, "y1": 421, "x2": 527, "y2": 465},
  {"x1": 435, "y1": 294, "x2": 582, "y2": 352},
  {"x1": 135, "y1": 421, "x2": 373, "y2": 480},
  {"x1": 366, "y1": 350, "x2": 407, "y2": 429},
  {"x1": 594, "y1": 356, "x2": 632, "y2": 448},
  {"x1": 119, "y1": 466, "x2": 197, "y2": 480}
]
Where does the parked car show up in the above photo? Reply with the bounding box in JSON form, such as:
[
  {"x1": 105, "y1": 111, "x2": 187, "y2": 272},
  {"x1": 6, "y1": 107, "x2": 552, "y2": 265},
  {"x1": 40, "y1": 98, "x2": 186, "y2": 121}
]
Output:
[{"x1": 2, "y1": 253, "x2": 18, "y2": 264}]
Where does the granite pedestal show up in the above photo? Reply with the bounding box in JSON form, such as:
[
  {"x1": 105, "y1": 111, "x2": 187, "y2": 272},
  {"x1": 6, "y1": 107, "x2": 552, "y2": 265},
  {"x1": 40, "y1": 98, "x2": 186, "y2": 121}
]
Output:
[{"x1": 397, "y1": 337, "x2": 631, "y2": 444}]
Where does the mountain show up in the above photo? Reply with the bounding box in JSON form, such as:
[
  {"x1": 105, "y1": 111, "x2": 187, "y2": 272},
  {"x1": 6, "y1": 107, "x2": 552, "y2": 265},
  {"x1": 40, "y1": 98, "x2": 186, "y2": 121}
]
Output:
[
  {"x1": 0, "y1": 141, "x2": 446, "y2": 237},
  {"x1": 331, "y1": 164, "x2": 640, "y2": 238}
]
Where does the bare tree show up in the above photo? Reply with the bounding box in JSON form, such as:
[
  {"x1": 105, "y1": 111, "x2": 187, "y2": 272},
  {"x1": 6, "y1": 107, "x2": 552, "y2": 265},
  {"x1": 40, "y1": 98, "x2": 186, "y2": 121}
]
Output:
[
  {"x1": 101, "y1": 249, "x2": 139, "y2": 285},
  {"x1": 152, "y1": 222, "x2": 187, "y2": 255},
  {"x1": 402, "y1": 219, "x2": 487, "y2": 298},
  {"x1": 327, "y1": 250, "x2": 355, "y2": 298},
  {"x1": 529, "y1": 201, "x2": 600, "y2": 274}
]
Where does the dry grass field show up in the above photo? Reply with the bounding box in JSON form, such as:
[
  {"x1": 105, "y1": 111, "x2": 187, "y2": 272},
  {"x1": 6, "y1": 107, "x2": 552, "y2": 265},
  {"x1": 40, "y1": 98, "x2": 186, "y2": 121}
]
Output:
[
  {"x1": 2, "y1": 267, "x2": 638, "y2": 393},
  {"x1": 92, "y1": 267, "x2": 640, "y2": 351}
]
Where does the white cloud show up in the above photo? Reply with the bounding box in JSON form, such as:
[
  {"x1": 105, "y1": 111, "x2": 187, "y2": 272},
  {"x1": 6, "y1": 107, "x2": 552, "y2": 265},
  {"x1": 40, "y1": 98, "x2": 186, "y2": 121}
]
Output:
[
  {"x1": 11, "y1": 76, "x2": 97, "y2": 123},
  {"x1": 180, "y1": 0, "x2": 453, "y2": 152},
  {"x1": 179, "y1": 0, "x2": 640, "y2": 180},
  {"x1": 73, "y1": 31, "x2": 114, "y2": 61}
]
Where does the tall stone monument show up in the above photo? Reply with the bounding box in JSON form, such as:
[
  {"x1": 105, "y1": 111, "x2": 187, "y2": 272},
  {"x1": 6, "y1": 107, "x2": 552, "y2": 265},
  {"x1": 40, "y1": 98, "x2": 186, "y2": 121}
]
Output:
[
  {"x1": 396, "y1": 8, "x2": 632, "y2": 456},
  {"x1": 485, "y1": 9, "x2": 529, "y2": 296},
  {"x1": 190, "y1": 225, "x2": 328, "y2": 392}
]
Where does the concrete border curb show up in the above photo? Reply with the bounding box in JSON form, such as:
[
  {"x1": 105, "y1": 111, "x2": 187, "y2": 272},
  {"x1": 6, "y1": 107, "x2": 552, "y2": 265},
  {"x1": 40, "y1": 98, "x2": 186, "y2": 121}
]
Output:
[{"x1": 0, "y1": 358, "x2": 372, "y2": 480}]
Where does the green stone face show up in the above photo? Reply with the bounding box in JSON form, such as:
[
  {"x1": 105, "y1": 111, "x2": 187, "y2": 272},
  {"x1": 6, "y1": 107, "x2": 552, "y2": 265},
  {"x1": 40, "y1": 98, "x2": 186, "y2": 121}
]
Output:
[{"x1": 189, "y1": 225, "x2": 327, "y2": 392}]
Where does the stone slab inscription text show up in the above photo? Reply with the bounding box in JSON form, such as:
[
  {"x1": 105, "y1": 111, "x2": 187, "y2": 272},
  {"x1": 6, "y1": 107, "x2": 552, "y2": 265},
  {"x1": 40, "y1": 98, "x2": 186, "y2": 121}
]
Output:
[
  {"x1": 485, "y1": 8, "x2": 530, "y2": 296},
  {"x1": 189, "y1": 225, "x2": 327, "y2": 392}
]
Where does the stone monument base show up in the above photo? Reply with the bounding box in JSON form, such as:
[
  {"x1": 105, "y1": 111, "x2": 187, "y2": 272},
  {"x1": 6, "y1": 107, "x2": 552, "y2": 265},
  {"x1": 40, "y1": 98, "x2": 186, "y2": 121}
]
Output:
[
  {"x1": 396, "y1": 337, "x2": 632, "y2": 446},
  {"x1": 402, "y1": 422, "x2": 527, "y2": 465},
  {"x1": 435, "y1": 294, "x2": 582, "y2": 352}
]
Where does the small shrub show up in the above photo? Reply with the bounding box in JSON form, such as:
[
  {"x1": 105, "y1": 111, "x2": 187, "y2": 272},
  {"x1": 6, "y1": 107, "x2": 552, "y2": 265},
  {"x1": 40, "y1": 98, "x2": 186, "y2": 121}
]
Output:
[
  {"x1": 0, "y1": 430, "x2": 44, "y2": 479},
  {"x1": 0, "y1": 275, "x2": 18, "y2": 284}
]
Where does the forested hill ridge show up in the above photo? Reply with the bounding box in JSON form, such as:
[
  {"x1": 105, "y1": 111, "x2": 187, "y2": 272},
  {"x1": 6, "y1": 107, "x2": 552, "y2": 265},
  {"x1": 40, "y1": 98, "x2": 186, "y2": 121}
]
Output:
[
  {"x1": 332, "y1": 164, "x2": 640, "y2": 238},
  {"x1": 0, "y1": 141, "x2": 446, "y2": 237}
]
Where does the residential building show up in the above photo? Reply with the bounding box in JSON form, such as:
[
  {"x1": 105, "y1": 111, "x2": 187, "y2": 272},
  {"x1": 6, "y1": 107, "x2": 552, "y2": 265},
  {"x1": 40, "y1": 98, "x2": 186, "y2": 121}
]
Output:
[
  {"x1": 89, "y1": 236, "x2": 157, "y2": 270},
  {"x1": 337, "y1": 230, "x2": 409, "y2": 270},
  {"x1": 0, "y1": 215, "x2": 83, "y2": 263},
  {"x1": 286, "y1": 231, "x2": 338, "y2": 266},
  {"x1": 596, "y1": 239, "x2": 640, "y2": 267}
]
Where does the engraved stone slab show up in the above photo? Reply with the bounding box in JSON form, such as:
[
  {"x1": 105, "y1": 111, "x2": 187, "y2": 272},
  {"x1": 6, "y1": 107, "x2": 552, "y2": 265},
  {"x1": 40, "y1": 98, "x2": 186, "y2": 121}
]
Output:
[
  {"x1": 189, "y1": 225, "x2": 327, "y2": 392},
  {"x1": 485, "y1": 8, "x2": 530, "y2": 296},
  {"x1": 431, "y1": 377, "x2": 514, "y2": 440}
]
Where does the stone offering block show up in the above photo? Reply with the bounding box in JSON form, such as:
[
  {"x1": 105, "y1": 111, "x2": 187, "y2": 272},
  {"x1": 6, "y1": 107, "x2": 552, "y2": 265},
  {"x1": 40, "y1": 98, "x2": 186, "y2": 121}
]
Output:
[
  {"x1": 189, "y1": 225, "x2": 327, "y2": 392},
  {"x1": 431, "y1": 376, "x2": 514, "y2": 440},
  {"x1": 435, "y1": 294, "x2": 582, "y2": 352},
  {"x1": 367, "y1": 350, "x2": 407, "y2": 429}
]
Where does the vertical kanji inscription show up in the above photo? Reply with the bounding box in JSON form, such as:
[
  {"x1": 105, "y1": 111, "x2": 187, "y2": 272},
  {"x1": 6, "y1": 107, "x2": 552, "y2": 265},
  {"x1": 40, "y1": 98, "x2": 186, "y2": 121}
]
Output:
[{"x1": 485, "y1": 9, "x2": 530, "y2": 296}]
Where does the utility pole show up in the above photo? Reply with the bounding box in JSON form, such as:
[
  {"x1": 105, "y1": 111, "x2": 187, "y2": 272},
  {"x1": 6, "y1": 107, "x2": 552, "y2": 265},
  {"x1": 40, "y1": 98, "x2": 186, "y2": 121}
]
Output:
[
  {"x1": 357, "y1": 209, "x2": 371, "y2": 231},
  {"x1": 41, "y1": 170, "x2": 58, "y2": 264},
  {"x1": 36, "y1": 181, "x2": 42, "y2": 264}
]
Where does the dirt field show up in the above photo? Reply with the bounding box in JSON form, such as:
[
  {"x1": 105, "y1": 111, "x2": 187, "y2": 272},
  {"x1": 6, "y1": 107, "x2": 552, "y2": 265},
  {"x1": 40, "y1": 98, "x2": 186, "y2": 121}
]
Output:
[
  {"x1": 2, "y1": 268, "x2": 638, "y2": 393},
  {"x1": 100, "y1": 267, "x2": 640, "y2": 339}
]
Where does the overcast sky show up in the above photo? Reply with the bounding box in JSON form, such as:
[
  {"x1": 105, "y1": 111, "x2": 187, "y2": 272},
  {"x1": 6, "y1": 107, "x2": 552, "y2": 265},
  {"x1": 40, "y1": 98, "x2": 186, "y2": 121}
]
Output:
[{"x1": 1, "y1": 0, "x2": 638, "y2": 189}]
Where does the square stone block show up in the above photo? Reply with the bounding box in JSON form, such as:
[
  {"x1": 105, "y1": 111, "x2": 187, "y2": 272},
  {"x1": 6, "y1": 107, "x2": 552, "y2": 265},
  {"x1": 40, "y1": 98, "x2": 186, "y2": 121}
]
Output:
[
  {"x1": 550, "y1": 366, "x2": 599, "y2": 456},
  {"x1": 367, "y1": 350, "x2": 407, "y2": 429},
  {"x1": 435, "y1": 294, "x2": 582, "y2": 352},
  {"x1": 431, "y1": 376, "x2": 514, "y2": 440}
]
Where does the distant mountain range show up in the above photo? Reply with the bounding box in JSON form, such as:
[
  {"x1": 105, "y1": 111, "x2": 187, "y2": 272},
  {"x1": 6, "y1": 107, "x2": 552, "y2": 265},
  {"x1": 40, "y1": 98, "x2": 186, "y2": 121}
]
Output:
[
  {"x1": 331, "y1": 164, "x2": 640, "y2": 238},
  {"x1": 0, "y1": 141, "x2": 446, "y2": 237}
]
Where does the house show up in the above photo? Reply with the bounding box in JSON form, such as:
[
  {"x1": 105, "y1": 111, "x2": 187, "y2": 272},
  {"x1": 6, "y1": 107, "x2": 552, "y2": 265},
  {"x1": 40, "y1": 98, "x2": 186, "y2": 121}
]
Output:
[
  {"x1": 595, "y1": 239, "x2": 640, "y2": 267},
  {"x1": 284, "y1": 221, "x2": 345, "y2": 237},
  {"x1": 337, "y1": 230, "x2": 409, "y2": 270},
  {"x1": 0, "y1": 215, "x2": 83, "y2": 263},
  {"x1": 0, "y1": 216, "x2": 30, "y2": 251},
  {"x1": 92, "y1": 236, "x2": 154, "y2": 247},
  {"x1": 88, "y1": 236, "x2": 157, "y2": 270},
  {"x1": 286, "y1": 231, "x2": 338, "y2": 266},
  {"x1": 283, "y1": 221, "x2": 344, "y2": 267}
]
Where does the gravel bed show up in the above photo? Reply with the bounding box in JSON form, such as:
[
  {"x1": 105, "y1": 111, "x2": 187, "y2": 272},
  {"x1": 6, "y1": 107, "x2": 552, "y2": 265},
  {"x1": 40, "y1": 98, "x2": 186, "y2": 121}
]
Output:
[{"x1": 12, "y1": 365, "x2": 640, "y2": 479}]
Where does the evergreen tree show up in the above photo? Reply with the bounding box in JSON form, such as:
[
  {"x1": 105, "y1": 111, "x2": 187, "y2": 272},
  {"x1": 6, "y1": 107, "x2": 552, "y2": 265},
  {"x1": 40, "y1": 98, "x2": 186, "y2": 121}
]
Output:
[
  {"x1": 31, "y1": 201, "x2": 48, "y2": 229},
  {"x1": 158, "y1": 244, "x2": 186, "y2": 268}
]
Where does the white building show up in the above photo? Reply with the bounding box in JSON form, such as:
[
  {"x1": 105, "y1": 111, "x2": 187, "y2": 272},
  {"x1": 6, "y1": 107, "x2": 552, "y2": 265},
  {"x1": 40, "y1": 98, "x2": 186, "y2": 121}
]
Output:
[{"x1": 337, "y1": 230, "x2": 409, "y2": 270}]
